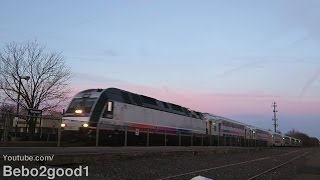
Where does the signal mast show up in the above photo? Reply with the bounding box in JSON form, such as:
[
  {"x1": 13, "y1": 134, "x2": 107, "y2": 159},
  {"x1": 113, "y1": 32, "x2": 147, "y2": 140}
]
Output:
[{"x1": 272, "y1": 102, "x2": 278, "y2": 132}]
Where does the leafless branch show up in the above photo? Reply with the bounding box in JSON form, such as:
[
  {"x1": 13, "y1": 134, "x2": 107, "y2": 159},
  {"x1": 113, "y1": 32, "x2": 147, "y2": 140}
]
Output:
[{"x1": 0, "y1": 41, "x2": 71, "y2": 113}]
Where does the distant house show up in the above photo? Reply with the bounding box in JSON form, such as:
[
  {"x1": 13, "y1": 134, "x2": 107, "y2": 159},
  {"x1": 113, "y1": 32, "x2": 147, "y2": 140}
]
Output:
[{"x1": 13, "y1": 114, "x2": 61, "y2": 134}]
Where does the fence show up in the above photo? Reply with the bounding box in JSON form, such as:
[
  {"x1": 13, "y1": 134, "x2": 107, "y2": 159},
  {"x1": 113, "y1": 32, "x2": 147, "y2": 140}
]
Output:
[
  {"x1": 0, "y1": 111, "x2": 61, "y2": 147},
  {"x1": 1, "y1": 113, "x2": 268, "y2": 147},
  {"x1": 58, "y1": 120, "x2": 268, "y2": 148}
]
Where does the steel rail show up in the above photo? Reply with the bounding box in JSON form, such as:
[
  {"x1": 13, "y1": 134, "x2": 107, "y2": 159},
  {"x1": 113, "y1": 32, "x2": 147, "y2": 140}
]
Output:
[
  {"x1": 246, "y1": 151, "x2": 310, "y2": 180},
  {"x1": 159, "y1": 150, "x2": 301, "y2": 180}
]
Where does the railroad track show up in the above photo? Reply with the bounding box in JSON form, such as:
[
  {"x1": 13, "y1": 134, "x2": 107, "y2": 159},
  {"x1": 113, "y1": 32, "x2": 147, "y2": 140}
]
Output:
[
  {"x1": 246, "y1": 151, "x2": 310, "y2": 180},
  {"x1": 159, "y1": 149, "x2": 310, "y2": 180}
]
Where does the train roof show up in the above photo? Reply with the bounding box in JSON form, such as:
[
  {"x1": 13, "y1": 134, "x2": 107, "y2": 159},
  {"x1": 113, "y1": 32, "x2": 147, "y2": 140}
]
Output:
[
  {"x1": 246, "y1": 125, "x2": 270, "y2": 132},
  {"x1": 75, "y1": 87, "x2": 204, "y2": 119},
  {"x1": 203, "y1": 113, "x2": 248, "y2": 126}
]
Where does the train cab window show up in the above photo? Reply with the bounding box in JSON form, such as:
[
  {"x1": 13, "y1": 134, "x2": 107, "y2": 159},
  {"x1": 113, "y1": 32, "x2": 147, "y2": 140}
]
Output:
[
  {"x1": 65, "y1": 98, "x2": 97, "y2": 115},
  {"x1": 103, "y1": 101, "x2": 114, "y2": 119}
]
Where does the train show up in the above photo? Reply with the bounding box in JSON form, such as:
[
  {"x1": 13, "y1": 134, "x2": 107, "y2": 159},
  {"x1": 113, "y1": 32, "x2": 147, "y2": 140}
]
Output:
[{"x1": 61, "y1": 88, "x2": 302, "y2": 147}]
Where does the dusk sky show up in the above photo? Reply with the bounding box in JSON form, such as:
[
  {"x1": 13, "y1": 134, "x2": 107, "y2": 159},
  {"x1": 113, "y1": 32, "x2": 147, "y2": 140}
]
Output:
[{"x1": 1, "y1": 0, "x2": 320, "y2": 139}]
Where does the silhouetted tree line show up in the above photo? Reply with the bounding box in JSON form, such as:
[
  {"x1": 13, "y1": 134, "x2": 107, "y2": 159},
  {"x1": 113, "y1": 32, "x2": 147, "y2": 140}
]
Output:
[{"x1": 286, "y1": 129, "x2": 320, "y2": 147}]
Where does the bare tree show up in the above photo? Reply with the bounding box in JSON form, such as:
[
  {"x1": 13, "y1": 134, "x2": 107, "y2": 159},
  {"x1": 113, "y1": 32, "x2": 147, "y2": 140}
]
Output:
[
  {"x1": 285, "y1": 129, "x2": 319, "y2": 147},
  {"x1": 0, "y1": 41, "x2": 71, "y2": 113}
]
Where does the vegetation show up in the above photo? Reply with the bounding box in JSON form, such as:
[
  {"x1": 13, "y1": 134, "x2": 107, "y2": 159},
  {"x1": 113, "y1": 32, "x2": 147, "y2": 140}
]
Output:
[
  {"x1": 0, "y1": 41, "x2": 71, "y2": 112},
  {"x1": 0, "y1": 41, "x2": 71, "y2": 138},
  {"x1": 286, "y1": 129, "x2": 320, "y2": 147}
]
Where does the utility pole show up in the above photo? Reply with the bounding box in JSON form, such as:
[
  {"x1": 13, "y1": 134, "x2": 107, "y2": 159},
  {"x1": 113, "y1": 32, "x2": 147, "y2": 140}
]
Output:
[{"x1": 272, "y1": 102, "x2": 278, "y2": 133}]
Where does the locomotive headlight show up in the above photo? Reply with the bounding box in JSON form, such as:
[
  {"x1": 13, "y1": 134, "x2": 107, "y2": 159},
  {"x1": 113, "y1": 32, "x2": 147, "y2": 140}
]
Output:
[
  {"x1": 75, "y1": 109, "x2": 83, "y2": 114},
  {"x1": 61, "y1": 123, "x2": 66, "y2": 128},
  {"x1": 83, "y1": 123, "x2": 89, "y2": 128}
]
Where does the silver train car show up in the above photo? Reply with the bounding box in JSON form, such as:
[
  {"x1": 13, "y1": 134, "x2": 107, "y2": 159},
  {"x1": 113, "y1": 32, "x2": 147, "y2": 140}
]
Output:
[{"x1": 62, "y1": 88, "x2": 206, "y2": 145}]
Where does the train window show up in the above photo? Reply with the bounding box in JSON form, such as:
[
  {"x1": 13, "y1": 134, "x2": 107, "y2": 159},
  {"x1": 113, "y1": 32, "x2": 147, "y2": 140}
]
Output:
[
  {"x1": 187, "y1": 110, "x2": 196, "y2": 118},
  {"x1": 162, "y1": 102, "x2": 169, "y2": 109},
  {"x1": 108, "y1": 93, "x2": 123, "y2": 101},
  {"x1": 195, "y1": 112, "x2": 202, "y2": 119},
  {"x1": 65, "y1": 98, "x2": 97, "y2": 114},
  {"x1": 103, "y1": 101, "x2": 114, "y2": 119},
  {"x1": 82, "y1": 93, "x2": 90, "y2": 98},
  {"x1": 189, "y1": 110, "x2": 197, "y2": 118},
  {"x1": 121, "y1": 91, "x2": 132, "y2": 104},
  {"x1": 198, "y1": 113, "x2": 204, "y2": 120},
  {"x1": 141, "y1": 95, "x2": 157, "y2": 106},
  {"x1": 131, "y1": 93, "x2": 143, "y2": 106},
  {"x1": 107, "y1": 101, "x2": 113, "y2": 112},
  {"x1": 182, "y1": 108, "x2": 190, "y2": 117},
  {"x1": 156, "y1": 101, "x2": 163, "y2": 108},
  {"x1": 171, "y1": 104, "x2": 183, "y2": 112}
]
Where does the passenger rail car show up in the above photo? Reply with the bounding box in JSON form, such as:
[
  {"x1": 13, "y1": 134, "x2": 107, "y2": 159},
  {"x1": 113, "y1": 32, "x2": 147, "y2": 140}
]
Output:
[
  {"x1": 283, "y1": 136, "x2": 292, "y2": 146},
  {"x1": 253, "y1": 128, "x2": 270, "y2": 142},
  {"x1": 270, "y1": 132, "x2": 284, "y2": 146},
  {"x1": 203, "y1": 113, "x2": 248, "y2": 138},
  {"x1": 290, "y1": 137, "x2": 302, "y2": 146},
  {"x1": 203, "y1": 113, "x2": 262, "y2": 146},
  {"x1": 248, "y1": 127, "x2": 270, "y2": 146}
]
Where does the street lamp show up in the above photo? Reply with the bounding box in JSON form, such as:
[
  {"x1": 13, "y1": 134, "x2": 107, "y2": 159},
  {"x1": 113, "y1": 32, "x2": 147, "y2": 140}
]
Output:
[{"x1": 14, "y1": 75, "x2": 30, "y2": 134}]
